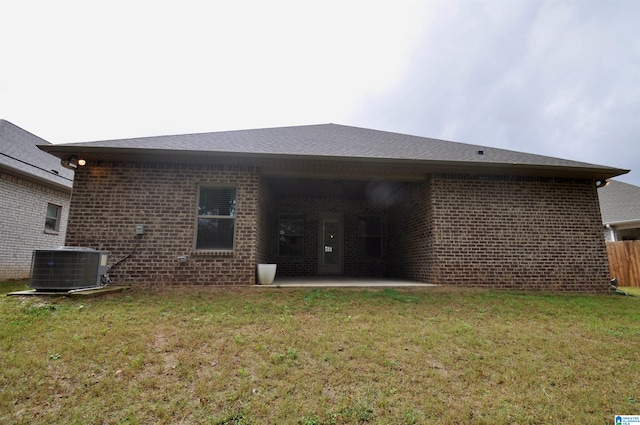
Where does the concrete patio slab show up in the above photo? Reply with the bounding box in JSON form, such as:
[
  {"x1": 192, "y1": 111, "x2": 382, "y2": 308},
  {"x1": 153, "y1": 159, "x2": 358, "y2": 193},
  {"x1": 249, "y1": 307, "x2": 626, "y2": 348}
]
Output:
[{"x1": 259, "y1": 277, "x2": 437, "y2": 288}]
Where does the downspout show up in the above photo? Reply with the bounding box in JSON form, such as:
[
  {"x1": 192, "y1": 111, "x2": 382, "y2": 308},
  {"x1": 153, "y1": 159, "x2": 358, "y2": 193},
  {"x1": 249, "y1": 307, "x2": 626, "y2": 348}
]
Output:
[{"x1": 605, "y1": 224, "x2": 616, "y2": 242}]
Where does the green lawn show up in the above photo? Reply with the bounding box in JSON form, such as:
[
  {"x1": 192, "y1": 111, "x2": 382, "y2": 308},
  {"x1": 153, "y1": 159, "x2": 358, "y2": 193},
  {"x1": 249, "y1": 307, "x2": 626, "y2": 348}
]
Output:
[{"x1": 1, "y1": 280, "x2": 639, "y2": 424}]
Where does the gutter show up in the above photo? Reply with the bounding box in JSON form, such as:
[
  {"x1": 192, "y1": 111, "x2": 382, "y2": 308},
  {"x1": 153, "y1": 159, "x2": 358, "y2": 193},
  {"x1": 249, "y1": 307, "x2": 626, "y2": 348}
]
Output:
[{"x1": 603, "y1": 219, "x2": 640, "y2": 227}]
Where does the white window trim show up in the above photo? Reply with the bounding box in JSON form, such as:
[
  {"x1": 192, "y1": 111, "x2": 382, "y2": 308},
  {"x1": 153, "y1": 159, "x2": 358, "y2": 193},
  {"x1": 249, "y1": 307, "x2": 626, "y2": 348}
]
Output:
[
  {"x1": 194, "y1": 184, "x2": 237, "y2": 252},
  {"x1": 44, "y1": 203, "x2": 62, "y2": 234}
]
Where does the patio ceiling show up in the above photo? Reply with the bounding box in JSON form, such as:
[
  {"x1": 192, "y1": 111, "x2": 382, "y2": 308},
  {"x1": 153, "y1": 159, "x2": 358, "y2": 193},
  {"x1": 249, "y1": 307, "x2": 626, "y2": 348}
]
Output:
[{"x1": 265, "y1": 176, "x2": 409, "y2": 203}]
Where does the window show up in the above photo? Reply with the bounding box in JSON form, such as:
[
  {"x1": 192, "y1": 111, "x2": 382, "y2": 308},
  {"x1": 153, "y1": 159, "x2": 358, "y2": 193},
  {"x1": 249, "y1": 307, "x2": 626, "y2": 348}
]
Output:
[
  {"x1": 279, "y1": 214, "x2": 304, "y2": 257},
  {"x1": 196, "y1": 186, "x2": 236, "y2": 250},
  {"x1": 45, "y1": 203, "x2": 62, "y2": 232},
  {"x1": 358, "y1": 216, "x2": 382, "y2": 257}
]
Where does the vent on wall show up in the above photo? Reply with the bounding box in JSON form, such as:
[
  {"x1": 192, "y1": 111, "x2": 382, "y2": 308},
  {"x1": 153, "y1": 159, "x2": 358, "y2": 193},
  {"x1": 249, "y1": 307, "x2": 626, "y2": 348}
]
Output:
[{"x1": 29, "y1": 247, "x2": 109, "y2": 291}]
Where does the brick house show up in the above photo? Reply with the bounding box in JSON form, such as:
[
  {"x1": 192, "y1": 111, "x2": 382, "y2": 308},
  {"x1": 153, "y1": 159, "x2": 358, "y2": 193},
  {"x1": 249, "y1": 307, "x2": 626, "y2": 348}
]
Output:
[
  {"x1": 0, "y1": 120, "x2": 74, "y2": 280},
  {"x1": 40, "y1": 124, "x2": 628, "y2": 292},
  {"x1": 598, "y1": 180, "x2": 640, "y2": 242}
]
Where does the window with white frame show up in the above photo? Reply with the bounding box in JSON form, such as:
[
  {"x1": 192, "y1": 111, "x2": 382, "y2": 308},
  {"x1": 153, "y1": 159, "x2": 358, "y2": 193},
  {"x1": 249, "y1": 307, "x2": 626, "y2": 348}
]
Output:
[
  {"x1": 357, "y1": 216, "x2": 382, "y2": 257},
  {"x1": 45, "y1": 203, "x2": 62, "y2": 232},
  {"x1": 279, "y1": 214, "x2": 304, "y2": 257},
  {"x1": 196, "y1": 186, "x2": 236, "y2": 250}
]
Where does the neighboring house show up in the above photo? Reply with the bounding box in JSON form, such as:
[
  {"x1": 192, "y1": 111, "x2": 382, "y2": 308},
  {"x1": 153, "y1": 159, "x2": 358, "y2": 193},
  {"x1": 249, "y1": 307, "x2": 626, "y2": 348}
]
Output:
[
  {"x1": 40, "y1": 124, "x2": 628, "y2": 292},
  {"x1": 0, "y1": 120, "x2": 74, "y2": 280},
  {"x1": 598, "y1": 180, "x2": 640, "y2": 241},
  {"x1": 598, "y1": 180, "x2": 640, "y2": 288}
]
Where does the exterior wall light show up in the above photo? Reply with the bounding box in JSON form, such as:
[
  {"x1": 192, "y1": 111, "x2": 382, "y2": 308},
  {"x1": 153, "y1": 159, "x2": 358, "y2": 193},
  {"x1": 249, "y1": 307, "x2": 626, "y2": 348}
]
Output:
[{"x1": 61, "y1": 156, "x2": 86, "y2": 170}]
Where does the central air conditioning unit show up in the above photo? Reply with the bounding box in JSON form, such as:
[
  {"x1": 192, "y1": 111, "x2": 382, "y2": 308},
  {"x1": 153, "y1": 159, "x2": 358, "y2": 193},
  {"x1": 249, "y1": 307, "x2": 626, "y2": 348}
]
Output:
[{"x1": 29, "y1": 247, "x2": 109, "y2": 291}]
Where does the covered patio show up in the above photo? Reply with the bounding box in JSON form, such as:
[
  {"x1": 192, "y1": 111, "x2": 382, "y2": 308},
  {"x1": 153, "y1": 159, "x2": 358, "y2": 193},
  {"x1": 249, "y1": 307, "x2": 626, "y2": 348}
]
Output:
[{"x1": 258, "y1": 174, "x2": 424, "y2": 281}]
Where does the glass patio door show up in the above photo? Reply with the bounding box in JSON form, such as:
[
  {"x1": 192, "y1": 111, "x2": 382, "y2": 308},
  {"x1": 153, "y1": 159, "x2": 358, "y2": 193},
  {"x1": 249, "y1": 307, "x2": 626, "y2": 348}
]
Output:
[{"x1": 318, "y1": 213, "x2": 344, "y2": 275}]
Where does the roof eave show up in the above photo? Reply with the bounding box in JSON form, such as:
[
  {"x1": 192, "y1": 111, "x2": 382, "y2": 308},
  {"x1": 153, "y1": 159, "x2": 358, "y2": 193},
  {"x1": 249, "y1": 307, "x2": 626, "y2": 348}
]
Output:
[
  {"x1": 38, "y1": 145, "x2": 629, "y2": 181},
  {"x1": 0, "y1": 163, "x2": 73, "y2": 192}
]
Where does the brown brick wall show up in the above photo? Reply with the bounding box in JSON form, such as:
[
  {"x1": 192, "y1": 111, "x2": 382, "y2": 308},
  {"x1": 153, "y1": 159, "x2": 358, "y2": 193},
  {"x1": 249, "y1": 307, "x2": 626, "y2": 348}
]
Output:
[
  {"x1": 388, "y1": 180, "x2": 434, "y2": 282},
  {"x1": 66, "y1": 161, "x2": 611, "y2": 291},
  {"x1": 67, "y1": 161, "x2": 260, "y2": 285},
  {"x1": 427, "y1": 174, "x2": 610, "y2": 292}
]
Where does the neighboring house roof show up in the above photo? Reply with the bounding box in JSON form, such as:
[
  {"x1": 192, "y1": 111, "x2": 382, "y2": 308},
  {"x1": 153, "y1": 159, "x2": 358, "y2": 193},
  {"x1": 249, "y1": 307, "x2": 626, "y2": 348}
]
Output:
[
  {"x1": 0, "y1": 120, "x2": 74, "y2": 191},
  {"x1": 39, "y1": 123, "x2": 628, "y2": 180},
  {"x1": 598, "y1": 180, "x2": 640, "y2": 226}
]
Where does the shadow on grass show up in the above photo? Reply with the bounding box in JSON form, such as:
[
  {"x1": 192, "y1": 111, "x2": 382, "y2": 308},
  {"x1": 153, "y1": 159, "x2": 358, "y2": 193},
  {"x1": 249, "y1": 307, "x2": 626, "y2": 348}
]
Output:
[{"x1": 361, "y1": 287, "x2": 421, "y2": 303}]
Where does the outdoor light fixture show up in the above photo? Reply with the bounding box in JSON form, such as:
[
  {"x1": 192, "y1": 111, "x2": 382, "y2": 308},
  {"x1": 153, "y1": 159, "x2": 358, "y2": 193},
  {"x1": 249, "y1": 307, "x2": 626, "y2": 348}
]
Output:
[
  {"x1": 61, "y1": 156, "x2": 86, "y2": 170},
  {"x1": 595, "y1": 179, "x2": 610, "y2": 188}
]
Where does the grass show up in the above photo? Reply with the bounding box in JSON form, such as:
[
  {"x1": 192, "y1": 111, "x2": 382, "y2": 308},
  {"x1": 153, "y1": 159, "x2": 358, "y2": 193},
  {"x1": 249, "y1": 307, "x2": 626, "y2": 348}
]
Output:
[
  {"x1": 1, "y1": 280, "x2": 639, "y2": 424},
  {"x1": 620, "y1": 286, "x2": 640, "y2": 297}
]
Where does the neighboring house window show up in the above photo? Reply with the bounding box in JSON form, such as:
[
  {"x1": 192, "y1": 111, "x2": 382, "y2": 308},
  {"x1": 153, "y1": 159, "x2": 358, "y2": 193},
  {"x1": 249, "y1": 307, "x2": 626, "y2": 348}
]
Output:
[
  {"x1": 279, "y1": 214, "x2": 304, "y2": 257},
  {"x1": 196, "y1": 186, "x2": 236, "y2": 250},
  {"x1": 45, "y1": 203, "x2": 62, "y2": 233},
  {"x1": 358, "y1": 216, "x2": 382, "y2": 257}
]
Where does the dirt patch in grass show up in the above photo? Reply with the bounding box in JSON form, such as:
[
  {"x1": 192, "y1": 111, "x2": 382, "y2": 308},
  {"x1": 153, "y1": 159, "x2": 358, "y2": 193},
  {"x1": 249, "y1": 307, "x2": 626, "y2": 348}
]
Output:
[{"x1": 1, "y1": 281, "x2": 639, "y2": 424}]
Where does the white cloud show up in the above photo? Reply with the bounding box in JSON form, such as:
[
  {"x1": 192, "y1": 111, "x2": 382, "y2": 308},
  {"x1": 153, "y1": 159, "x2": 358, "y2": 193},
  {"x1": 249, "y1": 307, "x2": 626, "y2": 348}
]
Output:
[
  {"x1": 1, "y1": 0, "x2": 639, "y2": 184},
  {"x1": 352, "y1": 0, "x2": 640, "y2": 183},
  {"x1": 1, "y1": 0, "x2": 431, "y2": 140}
]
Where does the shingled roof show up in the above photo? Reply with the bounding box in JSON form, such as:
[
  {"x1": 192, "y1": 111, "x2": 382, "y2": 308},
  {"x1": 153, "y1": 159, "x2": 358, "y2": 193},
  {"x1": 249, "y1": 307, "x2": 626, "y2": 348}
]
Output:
[
  {"x1": 598, "y1": 180, "x2": 640, "y2": 225},
  {"x1": 39, "y1": 123, "x2": 628, "y2": 180},
  {"x1": 0, "y1": 120, "x2": 73, "y2": 191}
]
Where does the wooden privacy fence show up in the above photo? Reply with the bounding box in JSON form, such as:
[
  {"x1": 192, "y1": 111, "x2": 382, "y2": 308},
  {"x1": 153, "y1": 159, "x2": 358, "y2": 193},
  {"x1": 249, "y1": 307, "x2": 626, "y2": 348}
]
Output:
[{"x1": 606, "y1": 241, "x2": 640, "y2": 288}]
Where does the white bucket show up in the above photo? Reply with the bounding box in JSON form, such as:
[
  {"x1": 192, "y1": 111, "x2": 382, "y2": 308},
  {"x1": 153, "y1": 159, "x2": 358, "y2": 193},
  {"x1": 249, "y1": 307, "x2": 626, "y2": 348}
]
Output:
[{"x1": 257, "y1": 264, "x2": 277, "y2": 285}]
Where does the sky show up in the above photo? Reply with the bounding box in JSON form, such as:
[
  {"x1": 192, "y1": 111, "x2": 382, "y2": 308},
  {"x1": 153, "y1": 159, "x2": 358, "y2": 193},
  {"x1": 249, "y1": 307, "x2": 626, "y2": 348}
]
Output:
[{"x1": 1, "y1": 0, "x2": 639, "y2": 185}]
